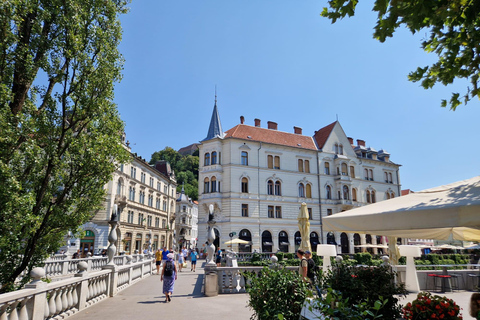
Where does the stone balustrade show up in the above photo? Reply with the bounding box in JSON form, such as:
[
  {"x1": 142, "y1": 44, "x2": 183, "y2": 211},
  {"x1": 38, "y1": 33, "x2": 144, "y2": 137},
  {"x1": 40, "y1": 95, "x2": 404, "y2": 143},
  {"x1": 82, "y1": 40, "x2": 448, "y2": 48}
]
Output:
[{"x1": 0, "y1": 257, "x2": 155, "y2": 320}]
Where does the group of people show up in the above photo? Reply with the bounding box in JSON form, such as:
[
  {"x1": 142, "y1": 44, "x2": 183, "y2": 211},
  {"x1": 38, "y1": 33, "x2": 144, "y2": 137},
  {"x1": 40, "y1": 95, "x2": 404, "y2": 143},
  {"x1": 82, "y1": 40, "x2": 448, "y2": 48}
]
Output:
[{"x1": 155, "y1": 247, "x2": 200, "y2": 303}]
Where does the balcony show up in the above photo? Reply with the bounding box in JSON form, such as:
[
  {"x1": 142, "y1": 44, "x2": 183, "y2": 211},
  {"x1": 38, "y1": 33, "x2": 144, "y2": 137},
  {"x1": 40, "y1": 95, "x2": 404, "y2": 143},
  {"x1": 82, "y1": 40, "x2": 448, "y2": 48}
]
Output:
[
  {"x1": 335, "y1": 174, "x2": 351, "y2": 182},
  {"x1": 115, "y1": 194, "x2": 127, "y2": 205}
]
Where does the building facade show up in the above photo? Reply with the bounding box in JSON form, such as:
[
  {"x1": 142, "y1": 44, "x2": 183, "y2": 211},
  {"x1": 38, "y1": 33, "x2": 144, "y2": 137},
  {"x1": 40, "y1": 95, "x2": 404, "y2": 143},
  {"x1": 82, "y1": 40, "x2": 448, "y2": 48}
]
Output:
[
  {"x1": 175, "y1": 187, "x2": 199, "y2": 249},
  {"x1": 198, "y1": 103, "x2": 402, "y2": 254},
  {"x1": 72, "y1": 136, "x2": 177, "y2": 256}
]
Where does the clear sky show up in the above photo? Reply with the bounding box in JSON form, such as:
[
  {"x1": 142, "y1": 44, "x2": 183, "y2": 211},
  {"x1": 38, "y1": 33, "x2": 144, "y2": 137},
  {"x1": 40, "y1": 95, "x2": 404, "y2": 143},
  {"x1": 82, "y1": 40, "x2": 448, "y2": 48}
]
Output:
[{"x1": 115, "y1": 1, "x2": 479, "y2": 192}]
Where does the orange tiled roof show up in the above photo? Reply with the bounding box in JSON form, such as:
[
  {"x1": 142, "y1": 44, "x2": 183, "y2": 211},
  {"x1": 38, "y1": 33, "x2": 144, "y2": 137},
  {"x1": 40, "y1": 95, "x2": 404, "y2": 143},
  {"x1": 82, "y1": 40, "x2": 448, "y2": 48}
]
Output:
[
  {"x1": 401, "y1": 189, "x2": 414, "y2": 196},
  {"x1": 313, "y1": 121, "x2": 337, "y2": 150},
  {"x1": 224, "y1": 124, "x2": 318, "y2": 150}
]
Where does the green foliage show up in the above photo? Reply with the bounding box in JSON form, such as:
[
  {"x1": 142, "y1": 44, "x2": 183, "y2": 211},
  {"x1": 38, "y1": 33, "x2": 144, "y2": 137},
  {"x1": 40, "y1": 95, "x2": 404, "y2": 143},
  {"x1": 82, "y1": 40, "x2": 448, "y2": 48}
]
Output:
[
  {"x1": 149, "y1": 147, "x2": 199, "y2": 200},
  {"x1": 310, "y1": 287, "x2": 387, "y2": 320},
  {"x1": 354, "y1": 252, "x2": 373, "y2": 265},
  {"x1": 0, "y1": 0, "x2": 130, "y2": 292},
  {"x1": 321, "y1": 0, "x2": 480, "y2": 110},
  {"x1": 284, "y1": 253, "x2": 294, "y2": 260},
  {"x1": 276, "y1": 252, "x2": 284, "y2": 261},
  {"x1": 319, "y1": 263, "x2": 407, "y2": 319},
  {"x1": 245, "y1": 266, "x2": 311, "y2": 320}
]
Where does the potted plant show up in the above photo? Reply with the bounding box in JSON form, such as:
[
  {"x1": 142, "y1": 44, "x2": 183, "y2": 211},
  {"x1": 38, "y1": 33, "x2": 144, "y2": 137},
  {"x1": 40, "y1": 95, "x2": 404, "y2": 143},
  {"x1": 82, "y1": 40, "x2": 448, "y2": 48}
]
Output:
[{"x1": 402, "y1": 292, "x2": 463, "y2": 320}]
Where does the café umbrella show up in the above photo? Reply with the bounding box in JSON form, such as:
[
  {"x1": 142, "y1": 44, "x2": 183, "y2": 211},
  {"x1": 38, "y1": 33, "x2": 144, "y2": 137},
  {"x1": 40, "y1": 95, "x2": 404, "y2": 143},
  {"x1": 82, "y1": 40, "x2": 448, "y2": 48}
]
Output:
[{"x1": 297, "y1": 202, "x2": 311, "y2": 252}]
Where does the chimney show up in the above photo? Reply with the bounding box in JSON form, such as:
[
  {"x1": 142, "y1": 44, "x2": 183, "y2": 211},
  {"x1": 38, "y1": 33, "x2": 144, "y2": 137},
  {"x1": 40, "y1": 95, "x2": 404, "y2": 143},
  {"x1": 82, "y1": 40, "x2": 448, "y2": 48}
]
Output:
[
  {"x1": 254, "y1": 118, "x2": 261, "y2": 127},
  {"x1": 347, "y1": 137, "x2": 354, "y2": 145},
  {"x1": 267, "y1": 121, "x2": 278, "y2": 130},
  {"x1": 357, "y1": 139, "x2": 365, "y2": 147},
  {"x1": 294, "y1": 126, "x2": 302, "y2": 135},
  {"x1": 240, "y1": 116, "x2": 245, "y2": 124}
]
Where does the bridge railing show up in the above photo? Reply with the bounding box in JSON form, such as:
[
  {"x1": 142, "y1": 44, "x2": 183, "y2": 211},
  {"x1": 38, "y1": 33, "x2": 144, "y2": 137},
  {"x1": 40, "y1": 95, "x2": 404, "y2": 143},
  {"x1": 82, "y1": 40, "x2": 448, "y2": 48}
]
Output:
[{"x1": 0, "y1": 257, "x2": 155, "y2": 320}]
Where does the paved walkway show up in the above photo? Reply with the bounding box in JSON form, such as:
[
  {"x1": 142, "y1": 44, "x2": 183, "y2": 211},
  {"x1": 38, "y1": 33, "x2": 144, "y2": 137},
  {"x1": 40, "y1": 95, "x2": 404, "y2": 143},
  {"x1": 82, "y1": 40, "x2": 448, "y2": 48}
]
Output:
[
  {"x1": 68, "y1": 262, "x2": 253, "y2": 320},
  {"x1": 68, "y1": 262, "x2": 477, "y2": 320}
]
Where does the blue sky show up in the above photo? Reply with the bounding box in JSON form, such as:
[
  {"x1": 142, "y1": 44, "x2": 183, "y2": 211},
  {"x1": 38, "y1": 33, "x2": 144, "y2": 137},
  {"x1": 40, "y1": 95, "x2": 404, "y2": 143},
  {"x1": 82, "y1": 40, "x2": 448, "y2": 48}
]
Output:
[{"x1": 115, "y1": 1, "x2": 479, "y2": 192}]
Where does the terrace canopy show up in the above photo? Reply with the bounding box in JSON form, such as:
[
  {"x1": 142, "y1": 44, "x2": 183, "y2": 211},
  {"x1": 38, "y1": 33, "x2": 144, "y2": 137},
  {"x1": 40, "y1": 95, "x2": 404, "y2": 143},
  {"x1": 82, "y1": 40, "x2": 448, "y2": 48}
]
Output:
[{"x1": 323, "y1": 176, "x2": 480, "y2": 241}]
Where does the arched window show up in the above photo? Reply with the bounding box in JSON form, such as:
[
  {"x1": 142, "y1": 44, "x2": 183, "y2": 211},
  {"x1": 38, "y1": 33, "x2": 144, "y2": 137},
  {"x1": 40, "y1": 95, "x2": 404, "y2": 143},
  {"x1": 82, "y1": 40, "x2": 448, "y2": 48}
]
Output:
[
  {"x1": 343, "y1": 185, "x2": 349, "y2": 200},
  {"x1": 278, "y1": 231, "x2": 289, "y2": 253},
  {"x1": 352, "y1": 188, "x2": 357, "y2": 201},
  {"x1": 211, "y1": 176, "x2": 217, "y2": 193},
  {"x1": 117, "y1": 180, "x2": 122, "y2": 195},
  {"x1": 326, "y1": 185, "x2": 332, "y2": 199},
  {"x1": 267, "y1": 155, "x2": 273, "y2": 169},
  {"x1": 211, "y1": 151, "x2": 217, "y2": 165},
  {"x1": 299, "y1": 183, "x2": 305, "y2": 197},
  {"x1": 366, "y1": 190, "x2": 371, "y2": 203},
  {"x1": 239, "y1": 229, "x2": 252, "y2": 253},
  {"x1": 364, "y1": 168, "x2": 369, "y2": 180},
  {"x1": 369, "y1": 169, "x2": 374, "y2": 181},
  {"x1": 204, "y1": 178, "x2": 210, "y2": 193},
  {"x1": 371, "y1": 190, "x2": 376, "y2": 203},
  {"x1": 298, "y1": 159, "x2": 304, "y2": 172},
  {"x1": 324, "y1": 162, "x2": 330, "y2": 175},
  {"x1": 262, "y1": 231, "x2": 273, "y2": 253},
  {"x1": 204, "y1": 153, "x2": 210, "y2": 166},
  {"x1": 350, "y1": 166, "x2": 355, "y2": 178},
  {"x1": 241, "y1": 177, "x2": 248, "y2": 193},
  {"x1": 341, "y1": 163, "x2": 348, "y2": 175},
  {"x1": 274, "y1": 181, "x2": 281, "y2": 196},
  {"x1": 241, "y1": 151, "x2": 248, "y2": 165},
  {"x1": 306, "y1": 184, "x2": 312, "y2": 198},
  {"x1": 267, "y1": 180, "x2": 274, "y2": 195},
  {"x1": 305, "y1": 160, "x2": 310, "y2": 173}
]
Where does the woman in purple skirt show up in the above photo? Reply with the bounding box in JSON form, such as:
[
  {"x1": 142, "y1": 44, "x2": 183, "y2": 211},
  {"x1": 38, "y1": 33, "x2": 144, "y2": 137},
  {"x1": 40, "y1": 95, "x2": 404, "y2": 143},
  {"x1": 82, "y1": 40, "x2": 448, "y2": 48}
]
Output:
[{"x1": 161, "y1": 253, "x2": 177, "y2": 302}]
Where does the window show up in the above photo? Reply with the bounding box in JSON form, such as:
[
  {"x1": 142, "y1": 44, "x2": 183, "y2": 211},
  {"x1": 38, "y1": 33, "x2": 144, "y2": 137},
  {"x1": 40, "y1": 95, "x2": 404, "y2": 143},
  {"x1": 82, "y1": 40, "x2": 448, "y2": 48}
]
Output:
[
  {"x1": 241, "y1": 177, "x2": 248, "y2": 193},
  {"x1": 127, "y1": 211, "x2": 134, "y2": 223},
  {"x1": 149, "y1": 177, "x2": 154, "y2": 187},
  {"x1": 366, "y1": 190, "x2": 376, "y2": 203},
  {"x1": 155, "y1": 217, "x2": 160, "y2": 228},
  {"x1": 268, "y1": 206, "x2": 274, "y2": 218},
  {"x1": 341, "y1": 163, "x2": 348, "y2": 175},
  {"x1": 120, "y1": 164, "x2": 124, "y2": 172},
  {"x1": 366, "y1": 190, "x2": 371, "y2": 203},
  {"x1": 162, "y1": 219, "x2": 166, "y2": 228},
  {"x1": 204, "y1": 153, "x2": 210, "y2": 166},
  {"x1": 211, "y1": 176, "x2": 217, "y2": 192},
  {"x1": 274, "y1": 156, "x2": 280, "y2": 169},
  {"x1": 385, "y1": 172, "x2": 389, "y2": 183},
  {"x1": 241, "y1": 204, "x2": 248, "y2": 217},
  {"x1": 141, "y1": 172, "x2": 146, "y2": 184},
  {"x1": 274, "y1": 181, "x2": 281, "y2": 196},
  {"x1": 327, "y1": 209, "x2": 333, "y2": 216},
  {"x1": 211, "y1": 151, "x2": 217, "y2": 165},
  {"x1": 371, "y1": 190, "x2": 376, "y2": 203},
  {"x1": 156, "y1": 198, "x2": 160, "y2": 209},
  {"x1": 350, "y1": 166, "x2": 355, "y2": 178},
  {"x1": 369, "y1": 169, "x2": 374, "y2": 181},
  {"x1": 117, "y1": 181, "x2": 122, "y2": 195},
  {"x1": 129, "y1": 186, "x2": 135, "y2": 201},
  {"x1": 352, "y1": 188, "x2": 357, "y2": 201},
  {"x1": 306, "y1": 184, "x2": 312, "y2": 198},
  {"x1": 267, "y1": 180, "x2": 274, "y2": 195},
  {"x1": 298, "y1": 159, "x2": 304, "y2": 172},
  {"x1": 299, "y1": 183, "x2": 305, "y2": 197},
  {"x1": 308, "y1": 208, "x2": 312, "y2": 220},
  {"x1": 267, "y1": 155, "x2": 273, "y2": 169},
  {"x1": 138, "y1": 213, "x2": 144, "y2": 225},
  {"x1": 204, "y1": 178, "x2": 210, "y2": 193},
  {"x1": 364, "y1": 169, "x2": 369, "y2": 180},
  {"x1": 147, "y1": 215, "x2": 152, "y2": 227},
  {"x1": 339, "y1": 144, "x2": 343, "y2": 155},
  {"x1": 334, "y1": 143, "x2": 339, "y2": 154},
  {"x1": 157, "y1": 182, "x2": 161, "y2": 191},
  {"x1": 130, "y1": 167, "x2": 136, "y2": 179},
  {"x1": 164, "y1": 185, "x2": 167, "y2": 194},
  {"x1": 389, "y1": 172, "x2": 393, "y2": 184},
  {"x1": 139, "y1": 191, "x2": 145, "y2": 204},
  {"x1": 305, "y1": 160, "x2": 310, "y2": 173},
  {"x1": 241, "y1": 151, "x2": 248, "y2": 165},
  {"x1": 275, "y1": 206, "x2": 282, "y2": 218},
  {"x1": 148, "y1": 195, "x2": 153, "y2": 207},
  {"x1": 324, "y1": 162, "x2": 330, "y2": 175},
  {"x1": 386, "y1": 190, "x2": 395, "y2": 199},
  {"x1": 326, "y1": 185, "x2": 332, "y2": 199},
  {"x1": 343, "y1": 185, "x2": 349, "y2": 200},
  {"x1": 163, "y1": 200, "x2": 167, "y2": 211}
]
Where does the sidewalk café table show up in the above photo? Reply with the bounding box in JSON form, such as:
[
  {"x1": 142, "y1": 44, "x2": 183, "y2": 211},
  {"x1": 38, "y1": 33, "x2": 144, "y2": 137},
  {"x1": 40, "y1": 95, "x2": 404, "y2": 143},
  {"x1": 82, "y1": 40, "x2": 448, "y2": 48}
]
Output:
[{"x1": 437, "y1": 265, "x2": 453, "y2": 293}]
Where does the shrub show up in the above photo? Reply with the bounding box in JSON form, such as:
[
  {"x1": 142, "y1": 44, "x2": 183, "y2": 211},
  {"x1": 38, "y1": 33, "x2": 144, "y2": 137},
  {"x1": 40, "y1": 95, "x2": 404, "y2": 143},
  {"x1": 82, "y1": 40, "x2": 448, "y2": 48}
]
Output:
[
  {"x1": 354, "y1": 252, "x2": 373, "y2": 265},
  {"x1": 250, "y1": 253, "x2": 261, "y2": 263},
  {"x1": 284, "y1": 253, "x2": 294, "y2": 260},
  {"x1": 402, "y1": 292, "x2": 463, "y2": 320},
  {"x1": 276, "y1": 252, "x2": 284, "y2": 261},
  {"x1": 245, "y1": 266, "x2": 311, "y2": 320},
  {"x1": 319, "y1": 262, "x2": 407, "y2": 319}
]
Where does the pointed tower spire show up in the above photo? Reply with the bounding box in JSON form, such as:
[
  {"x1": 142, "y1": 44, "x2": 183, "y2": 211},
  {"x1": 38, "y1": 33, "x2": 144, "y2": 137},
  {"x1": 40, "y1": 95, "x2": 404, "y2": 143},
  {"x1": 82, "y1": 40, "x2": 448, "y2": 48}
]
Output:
[{"x1": 203, "y1": 87, "x2": 225, "y2": 141}]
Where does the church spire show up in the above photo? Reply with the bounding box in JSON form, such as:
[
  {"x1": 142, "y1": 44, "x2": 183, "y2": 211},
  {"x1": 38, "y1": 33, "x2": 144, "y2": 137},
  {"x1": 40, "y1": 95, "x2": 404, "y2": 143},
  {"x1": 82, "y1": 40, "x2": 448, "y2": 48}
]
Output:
[{"x1": 203, "y1": 87, "x2": 225, "y2": 141}]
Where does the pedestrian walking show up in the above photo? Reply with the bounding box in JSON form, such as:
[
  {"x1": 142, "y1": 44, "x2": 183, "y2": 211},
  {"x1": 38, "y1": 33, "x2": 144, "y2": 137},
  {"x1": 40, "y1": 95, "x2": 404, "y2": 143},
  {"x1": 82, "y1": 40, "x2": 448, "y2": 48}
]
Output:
[
  {"x1": 296, "y1": 249, "x2": 308, "y2": 282},
  {"x1": 161, "y1": 253, "x2": 177, "y2": 302},
  {"x1": 304, "y1": 250, "x2": 316, "y2": 285},
  {"x1": 155, "y1": 248, "x2": 162, "y2": 274},
  {"x1": 161, "y1": 246, "x2": 169, "y2": 266},
  {"x1": 178, "y1": 250, "x2": 184, "y2": 272},
  {"x1": 190, "y1": 249, "x2": 198, "y2": 272}
]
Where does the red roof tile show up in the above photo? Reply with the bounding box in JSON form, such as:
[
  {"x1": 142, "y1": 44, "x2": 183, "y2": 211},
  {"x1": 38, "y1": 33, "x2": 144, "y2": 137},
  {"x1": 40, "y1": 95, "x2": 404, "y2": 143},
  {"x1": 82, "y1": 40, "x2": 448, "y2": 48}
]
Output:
[
  {"x1": 313, "y1": 121, "x2": 337, "y2": 149},
  {"x1": 401, "y1": 189, "x2": 414, "y2": 196},
  {"x1": 224, "y1": 124, "x2": 318, "y2": 150}
]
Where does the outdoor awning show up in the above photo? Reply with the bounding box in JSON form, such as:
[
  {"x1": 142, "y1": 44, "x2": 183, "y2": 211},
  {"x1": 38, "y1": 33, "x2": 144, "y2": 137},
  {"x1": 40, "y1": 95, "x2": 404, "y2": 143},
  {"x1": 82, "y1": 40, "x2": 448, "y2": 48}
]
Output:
[
  {"x1": 263, "y1": 242, "x2": 273, "y2": 246},
  {"x1": 280, "y1": 242, "x2": 290, "y2": 246}
]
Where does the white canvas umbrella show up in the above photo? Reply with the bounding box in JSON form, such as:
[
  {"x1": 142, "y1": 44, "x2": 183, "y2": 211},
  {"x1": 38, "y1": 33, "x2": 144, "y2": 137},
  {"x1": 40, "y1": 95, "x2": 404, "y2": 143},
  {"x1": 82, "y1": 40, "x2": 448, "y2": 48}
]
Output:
[
  {"x1": 224, "y1": 238, "x2": 251, "y2": 245},
  {"x1": 323, "y1": 176, "x2": 480, "y2": 241}
]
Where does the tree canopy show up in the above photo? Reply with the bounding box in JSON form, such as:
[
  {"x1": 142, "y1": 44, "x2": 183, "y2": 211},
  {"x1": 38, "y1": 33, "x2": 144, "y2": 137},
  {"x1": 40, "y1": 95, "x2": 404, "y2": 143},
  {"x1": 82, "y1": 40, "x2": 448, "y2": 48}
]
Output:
[
  {"x1": 0, "y1": 0, "x2": 130, "y2": 292},
  {"x1": 150, "y1": 147, "x2": 199, "y2": 200},
  {"x1": 321, "y1": 0, "x2": 480, "y2": 110}
]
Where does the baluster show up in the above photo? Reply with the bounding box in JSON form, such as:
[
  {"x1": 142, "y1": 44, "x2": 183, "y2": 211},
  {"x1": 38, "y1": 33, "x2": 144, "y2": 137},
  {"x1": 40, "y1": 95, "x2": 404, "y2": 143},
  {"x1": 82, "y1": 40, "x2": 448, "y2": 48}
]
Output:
[
  {"x1": 61, "y1": 287, "x2": 68, "y2": 312},
  {"x1": 8, "y1": 301, "x2": 20, "y2": 320},
  {"x1": 0, "y1": 303, "x2": 9, "y2": 320},
  {"x1": 18, "y1": 297, "x2": 30, "y2": 320},
  {"x1": 55, "y1": 288, "x2": 63, "y2": 314},
  {"x1": 72, "y1": 284, "x2": 79, "y2": 307},
  {"x1": 66, "y1": 285, "x2": 74, "y2": 309},
  {"x1": 240, "y1": 271, "x2": 246, "y2": 292},
  {"x1": 44, "y1": 297, "x2": 49, "y2": 318},
  {"x1": 48, "y1": 290, "x2": 57, "y2": 316}
]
